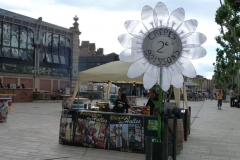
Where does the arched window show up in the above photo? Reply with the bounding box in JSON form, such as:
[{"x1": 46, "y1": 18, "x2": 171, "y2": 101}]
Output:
[{"x1": 39, "y1": 32, "x2": 71, "y2": 77}]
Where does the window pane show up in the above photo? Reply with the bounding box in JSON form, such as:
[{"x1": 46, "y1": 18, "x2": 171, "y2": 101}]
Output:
[
  {"x1": 40, "y1": 32, "x2": 46, "y2": 45},
  {"x1": 27, "y1": 30, "x2": 34, "y2": 50},
  {"x1": 11, "y1": 25, "x2": 19, "y2": 47},
  {"x1": 53, "y1": 54, "x2": 60, "y2": 64},
  {"x1": 65, "y1": 37, "x2": 71, "y2": 56},
  {"x1": 2, "y1": 47, "x2": 11, "y2": 58},
  {"x1": 60, "y1": 56, "x2": 65, "y2": 64},
  {"x1": 3, "y1": 23, "x2": 11, "y2": 46},
  {"x1": 59, "y1": 35, "x2": 65, "y2": 55},
  {"x1": 59, "y1": 69, "x2": 70, "y2": 77},
  {"x1": 65, "y1": 56, "x2": 69, "y2": 65},
  {"x1": 46, "y1": 53, "x2": 52, "y2": 63},
  {"x1": 79, "y1": 62, "x2": 87, "y2": 66},
  {"x1": 0, "y1": 48, "x2": 2, "y2": 57},
  {"x1": 51, "y1": 68, "x2": 59, "y2": 76},
  {"x1": 65, "y1": 47, "x2": 70, "y2": 56},
  {"x1": 39, "y1": 51, "x2": 45, "y2": 62},
  {"x1": 88, "y1": 63, "x2": 95, "y2": 67},
  {"x1": 39, "y1": 67, "x2": 51, "y2": 76},
  {"x1": 20, "y1": 27, "x2": 27, "y2": 49},
  {"x1": 46, "y1": 32, "x2": 52, "y2": 53},
  {"x1": 27, "y1": 50, "x2": 34, "y2": 61},
  {"x1": 19, "y1": 65, "x2": 34, "y2": 74},
  {"x1": 11, "y1": 48, "x2": 20, "y2": 59},
  {"x1": 3, "y1": 63, "x2": 18, "y2": 73},
  {"x1": 19, "y1": 49, "x2": 27, "y2": 60},
  {"x1": 53, "y1": 34, "x2": 59, "y2": 54}
]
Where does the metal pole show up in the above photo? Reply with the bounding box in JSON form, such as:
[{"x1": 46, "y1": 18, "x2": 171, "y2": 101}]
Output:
[
  {"x1": 172, "y1": 117, "x2": 177, "y2": 160},
  {"x1": 184, "y1": 109, "x2": 188, "y2": 141},
  {"x1": 189, "y1": 106, "x2": 191, "y2": 134},
  {"x1": 145, "y1": 136, "x2": 152, "y2": 160},
  {"x1": 162, "y1": 117, "x2": 168, "y2": 160},
  {"x1": 183, "y1": 82, "x2": 184, "y2": 109}
]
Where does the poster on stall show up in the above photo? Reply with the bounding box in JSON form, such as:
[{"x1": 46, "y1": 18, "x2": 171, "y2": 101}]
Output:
[
  {"x1": 74, "y1": 111, "x2": 110, "y2": 149},
  {"x1": 109, "y1": 114, "x2": 144, "y2": 153},
  {"x1": 144, "y1": 116, "x2": 158, "y2": 142},
  {"x1": 59, "y1": 110, "x2": 76, "y2": 144},
  {"x1": 0, "y1": 101, "x2": 8, "y2": 123}
]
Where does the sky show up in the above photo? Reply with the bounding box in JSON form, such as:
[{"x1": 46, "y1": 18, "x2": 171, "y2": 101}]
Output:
[{"x1": 0, "y1": 0, "x2": 221, "y2": 79}]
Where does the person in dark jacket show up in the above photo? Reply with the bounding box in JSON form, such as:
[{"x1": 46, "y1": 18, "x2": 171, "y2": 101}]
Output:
[
  {"x1": 145, "y1": 89, "x2": 158, "y2": 115},
  {"x1": 112, "y1": 93, "x2": 130, "y2": 113}
]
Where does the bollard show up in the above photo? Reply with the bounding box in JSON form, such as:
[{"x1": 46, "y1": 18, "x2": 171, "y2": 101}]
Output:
[
  {"x1": 189, "y1": 106, "x2": 191, "y2": 135},
  {"x1": 162, "y1": 117, "x2": 168, "y2": 160},
  {"x1": 172, "y1": 117, "x2": 177, "y2": 160},
  {"x1": 145, "y1": 136, "x2": 152, "y2": 160},
  {"x1": 184, "y1": 109, "x2": 188, "y2": 141},
  {"x1": 167, "y1": 109, "x2": 172, "y2": 117}
]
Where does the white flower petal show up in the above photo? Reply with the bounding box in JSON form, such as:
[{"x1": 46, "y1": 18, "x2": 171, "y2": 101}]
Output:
[
  {"x1": 176, "y1": 19, "x2": 198, "y2": 38},
  {"x1": 181, "y1": 46, "x2": 206, "y2": 59},
  {"x1": 158, "y1": 67, "x2": 171, "y2": 91},
  {"x1": 175, "y1": 57, "x2": 196, "y2": 78},
  {"x1": 154, "y1": 2, "x2": 169, "y2": 27},
  {"x1": 167, "y1": 8, "x2": 185, "y2": 30},
  {"x1": 141, "y1": 5, "x2": 157, "y2": 31},
  {"x1": 119, "y1": 49, "x2": 144, "y2": 62},
  {"x1": 181, "y1": 32, "x2": 207, "y2": 48},
  {"x1": 124, "y1": 20, "x2": 148, "y2": 39},
  {"x1": 168, "y1": 64, "x2": 183, "y2": 88},
  {"x1": 127, "y1": 58, "x2": 150, "y2": 78},
  {"x1": 118, "y1": 34, "x2": 143, "y2": 49},
  {"x1": 143, "y1": 65, "x2": 159, "y2": 89}
]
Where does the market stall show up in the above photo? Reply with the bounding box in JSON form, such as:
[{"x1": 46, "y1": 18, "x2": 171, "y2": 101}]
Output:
[{"x1": 59, "y1": 109, "x2": 158, "y2": 153}]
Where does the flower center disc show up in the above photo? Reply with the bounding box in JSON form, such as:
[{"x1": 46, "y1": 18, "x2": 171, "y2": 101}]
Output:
[
  {"x1": 151, "y1": 37, "x2": 173, "y2": 58},
  {"x1": 142, "y1": 28, "x2": 182, "y2": 67}
]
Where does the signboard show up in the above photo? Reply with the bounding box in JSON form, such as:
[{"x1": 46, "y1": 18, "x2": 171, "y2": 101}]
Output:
[
  {"x1": 109, "y1": 114, "x2": 144, "y2": 152},
  {"x1": 59, "y1": 110, "x2": 76, "y2": 144},
  {"x1": 74, "y1": 111, "x2": 110, "y2": 149}
]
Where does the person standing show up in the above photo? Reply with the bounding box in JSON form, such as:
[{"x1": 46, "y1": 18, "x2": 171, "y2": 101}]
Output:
[
  {"x1": 145, "y1": 89, "x2": 158, "y2": 115},
  {"x1": 217, "y1": 90, "x2": 223, "y2": 110},
  {"x1": 0, "y1": 78, "x2": 3, "y2": 88},
  {"x1": 229, "y1": 88, "x2": 235, "y2": 107}
]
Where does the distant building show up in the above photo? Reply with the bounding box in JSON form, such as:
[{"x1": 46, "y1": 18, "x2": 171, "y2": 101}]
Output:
[{"x1": 0, "y1": 8, "x2": 118, "y2": 93}]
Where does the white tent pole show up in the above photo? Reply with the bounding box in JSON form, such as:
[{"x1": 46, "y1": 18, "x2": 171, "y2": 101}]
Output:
[{"x1": 71, "y1": 74, "x2": 81, "y2": 106}]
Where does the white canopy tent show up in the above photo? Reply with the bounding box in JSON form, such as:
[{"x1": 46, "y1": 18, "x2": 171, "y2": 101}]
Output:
[{"x1": 71, "y1": 61, "x2": 189, "y2": 108}]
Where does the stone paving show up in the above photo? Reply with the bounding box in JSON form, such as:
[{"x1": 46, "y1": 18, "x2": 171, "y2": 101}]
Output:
[{"x1": 0, "y1": 98, "x2": 240, "y2": 160}]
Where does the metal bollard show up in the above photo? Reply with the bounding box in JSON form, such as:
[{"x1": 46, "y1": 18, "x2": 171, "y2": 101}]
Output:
[
  {"x1": 167, "y1": 109, "x2": 172, "y2": 117},
  {"x1": 172, "y1": 117, "x2": 177, "y2": 160},
  {"x1": 184, "y1": 109, "x2": 188, "y2": 141},
  {"x1": 162, "y1": 117, "x2": 168, "y2": 160},
  {"x1": 145, "y1": 136, "x2": 153, "y2": 160},
  {"x1": 189, "y1": 106, "x2": 191, "y2": 135}
]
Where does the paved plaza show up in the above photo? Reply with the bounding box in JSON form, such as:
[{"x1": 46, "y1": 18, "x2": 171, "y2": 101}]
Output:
[{"x1": 0, "y1": 98, "x2": 240, "y2": 160}]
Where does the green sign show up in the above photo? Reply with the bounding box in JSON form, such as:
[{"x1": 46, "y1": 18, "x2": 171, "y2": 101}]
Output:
[{"x1": 147, "y1": 120, "x2": 158, "y2": 131}]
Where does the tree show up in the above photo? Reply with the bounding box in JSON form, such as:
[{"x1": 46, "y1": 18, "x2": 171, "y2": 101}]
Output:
[{"x1": 215, "y1": 0, "x2": 240, "y2": 90}]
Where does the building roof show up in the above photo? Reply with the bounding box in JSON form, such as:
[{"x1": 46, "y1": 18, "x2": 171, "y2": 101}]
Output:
[{"x1": 81, "y1": 41, "x2": 89, "y2": 48}]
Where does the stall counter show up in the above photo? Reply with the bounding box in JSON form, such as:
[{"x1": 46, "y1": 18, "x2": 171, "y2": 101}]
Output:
[
  {"x1": 59, "y1": 110, "x2": 158, "y2": 153},
  {"x1": 0, "y1": 89, "x2": 33, "y2": 102}
]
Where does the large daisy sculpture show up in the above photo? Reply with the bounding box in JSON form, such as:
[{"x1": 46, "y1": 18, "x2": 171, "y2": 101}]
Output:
[{"x1": 118, "y1": 2, "x2": 207, "y2": 91}]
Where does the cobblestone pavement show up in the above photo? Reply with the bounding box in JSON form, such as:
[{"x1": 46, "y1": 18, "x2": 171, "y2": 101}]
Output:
[{"x1": 0, "y1": 99, "x2": 240, "y2": 160}]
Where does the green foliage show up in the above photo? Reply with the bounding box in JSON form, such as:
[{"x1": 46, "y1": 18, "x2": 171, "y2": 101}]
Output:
[{"x1": 214, "y1": 0, "x2": 240, "y2": 92}]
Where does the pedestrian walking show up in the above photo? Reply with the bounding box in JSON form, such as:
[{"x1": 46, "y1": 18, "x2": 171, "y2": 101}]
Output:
[
  {"x1": 229, "y1": 88, "x2": 235, "y2": 107},
  {"x1": 217, "y1": 90, "x2": 223, "y2": 110}
]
